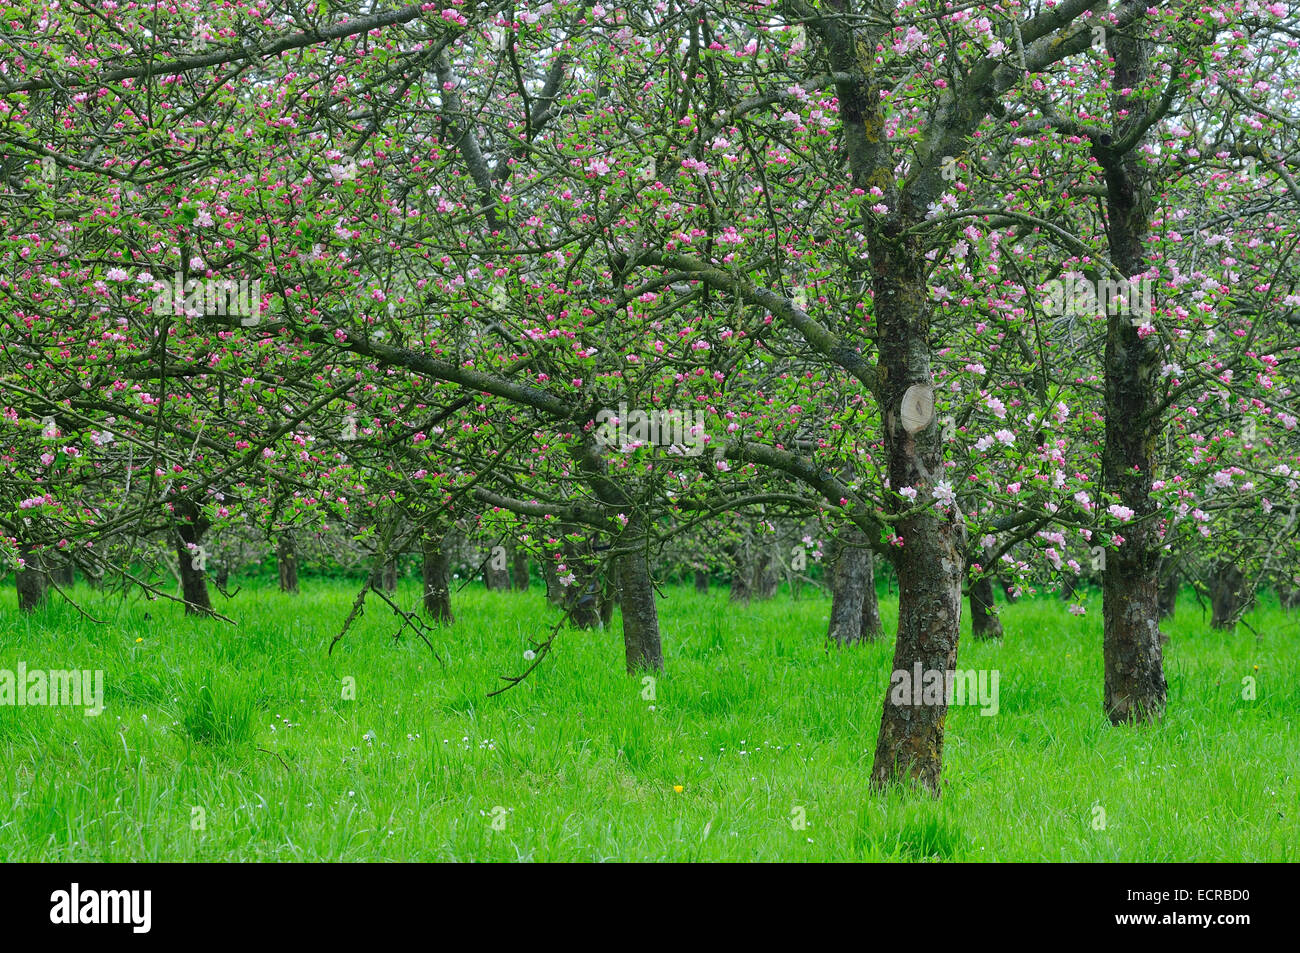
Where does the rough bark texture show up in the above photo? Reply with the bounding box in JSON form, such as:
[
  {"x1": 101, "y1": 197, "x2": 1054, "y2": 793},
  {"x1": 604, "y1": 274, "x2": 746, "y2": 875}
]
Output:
[
  {"x1": 1209, "y1": 562, "x2": 1250, "y2": 630},
  {"x1": 827, "y1": 532, "x2": 869, "y2": 645},
  {"x1": 868, "y1": 235, "x2": 966, "y2": 793},
  {"x1": 1097, "y1": 26, "x2": 1166, "y2": 726},
  {"x1": 16, "y1": 542, "x2": 48, "y2": 612},
  {"x1": 173, "y1": 498, "x2": 213, "y2": 616},
  {"x1": 617, "y1": 518, "x2": 663, "y2": 672},
  {"x1": 969, "y1": 572, "x2": 1003, "y2": 640},
  {"x1": 860, "y1": 550, "x2": 883, "y2": 641},
  {"x1": 421, "y1": 533, "x2": 453, "y2": 624},
  {"x1": 277, "y1": 531, "x2": 299, "y2": 594}
]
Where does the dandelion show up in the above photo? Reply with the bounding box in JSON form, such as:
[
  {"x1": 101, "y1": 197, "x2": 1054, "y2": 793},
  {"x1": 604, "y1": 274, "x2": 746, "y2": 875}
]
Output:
[
  {"x1": 673, "y1": 785, "x2": 684, "y2": 793},
  {"x1": 523, "y1": 649, "x2": 536, "y2": 661}
]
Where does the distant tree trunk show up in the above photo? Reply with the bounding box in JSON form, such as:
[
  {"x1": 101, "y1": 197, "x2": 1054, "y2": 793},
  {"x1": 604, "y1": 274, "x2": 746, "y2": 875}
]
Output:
[
  {"x1": 370, "y1": 557, "x2": 398, "y2": 593},
  {"x1": 860, "y1": 550, "x2": 883, "y2": 641},
  {"x1": 277, "y1": 532, "x2": 299, "y2": 594},
  {"x1": 16, "y1": 542, "x2": 48, "y2": 612},
  {"x1": 511, "y1": 547, "x2": 530, "y2": 592},
  {"x1": 1209, "y1": 562, "x2": 1250, "y2": 630},
  {"x1": 728, "y1": 540, "x2": 752, "y2": 603},
  {"x1": 970, "y1": 572, "x2": 1003, "y2": 640},
  {"x1": 484, "y1": 544, "x2": 510, "y2": 590},
  {"x1": 173, "y1": 498, "x2": 213, "y2": 615},
  {"x1": 753, "y1": 547, "x2": 779, "y2": 599},
  {"x1": 213, "y1": 560, "x2": 229, "y2": 590},
  {"x1": 1157, "y1": 566, "x2": 1178, "y2": 621},
  {"x1": 1280, "y1": 582, "x2": 1300, "y2": 612},
  {"x1": 693, "y1": 567, "x2": 709, "y2": 594},
  {"x1": 827, "y1": 533, "x2": 869, "y2": 646},
  {"x1": 421, "y1": 533, "x2": 453, "y2": 624},
  {"x1": 48, "y1": 557, "x2": 74, "y2": 588}
]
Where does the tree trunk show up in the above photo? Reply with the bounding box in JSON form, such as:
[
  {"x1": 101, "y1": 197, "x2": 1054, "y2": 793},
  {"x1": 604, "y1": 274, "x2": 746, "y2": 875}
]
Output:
[
  {"x1": 752, "y1": 547, "x2": 779, "y2": 599},
  {"x1": 16, "y1": 542, "x2": 48, "y2": 612},
  {"x1": 693, "y1": 567, "x2": 709, "y2": 594},
  {"x1": 173, "y1": 498, "x2": 213, "y2": 615},
  {"x1": 728, "y1": 540, "x2": 752, "y2": 603},
  {"x1": 421, "y1": 533, "x2": 453, "y2": 624},
  {"x1": 277, "y1": 531, "x2": 299, "y2": 594},
  {"x1": 860, "y1": 549, "x2": 883, "y2": 641},
  {"x1": 1209, "y1": 562, "x2": 1249, "y2": 630},
  {"x1": 867, "y1": 238, "x2": 965, "y2": 793},
  {"x1": 969, "y1": 572, "x2": 1003, "y2": 640},
  {"x1": 1097, "y1": 25, "x2": 1166, "y2": 726},
  {"x1": 484, "y1": 545, "x2": 510, "y2": 591},
  {"x1": 827, "y1": 532, "x2": 869, "y2": 645},
  {"x1": 511, "y1": 547, "x2": 530, "y2": 591},
  {"x1": 370, "y1": 557, "x2": 398, "y2": 593},
  {"x1": 1157, "y1": 564, "x2": 1178, "y2": 620},
  {"x1": 617, "y1": 518, "x2": 663, "y2": 672},
  {"x1": 48, "y1": 557, "x2": 74, "y2": 588}
]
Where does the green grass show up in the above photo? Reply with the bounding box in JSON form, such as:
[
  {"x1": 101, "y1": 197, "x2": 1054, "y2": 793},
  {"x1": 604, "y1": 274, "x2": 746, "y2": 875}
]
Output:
[{"x1": 0, "y1": 578, "x2": 1296, "y2": 860}]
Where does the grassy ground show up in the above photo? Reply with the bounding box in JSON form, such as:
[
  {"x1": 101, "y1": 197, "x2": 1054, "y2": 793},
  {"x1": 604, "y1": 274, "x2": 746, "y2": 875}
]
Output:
[{"x1": 1, "y1": 577, "x2": 1296, "y2": 861}]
